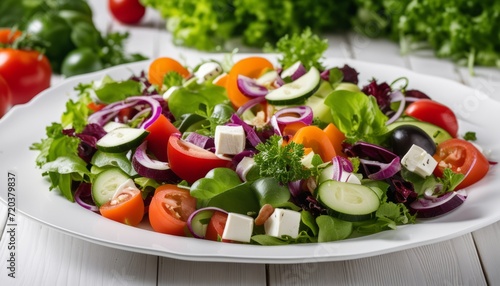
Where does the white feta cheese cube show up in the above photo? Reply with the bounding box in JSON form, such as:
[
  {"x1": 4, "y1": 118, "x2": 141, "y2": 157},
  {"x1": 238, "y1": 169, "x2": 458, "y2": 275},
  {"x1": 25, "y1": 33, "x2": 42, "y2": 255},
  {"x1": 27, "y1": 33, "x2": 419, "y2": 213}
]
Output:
[
  {"x1": 264, "y1": 208, "x2": 301, "y2": 238},
  {"x1": 221, "y1": 213, "x2": 254, "y2": 243},
  {"x1": 401, "y1": 144, "x2": 438, "y2": 178},
  {"x1": 214, "y1": 125, "x2": 246, "y2": 155},
  {"x1": 194, "y1": 62, "x2": 223, "y2": 84}
]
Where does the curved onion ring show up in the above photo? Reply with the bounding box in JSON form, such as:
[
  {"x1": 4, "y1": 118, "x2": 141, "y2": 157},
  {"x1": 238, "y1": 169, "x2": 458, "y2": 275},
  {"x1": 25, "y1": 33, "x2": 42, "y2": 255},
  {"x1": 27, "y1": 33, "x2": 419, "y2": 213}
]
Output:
[{"x1": 186, "y1": 207, "x2": 229, "y2": 239}]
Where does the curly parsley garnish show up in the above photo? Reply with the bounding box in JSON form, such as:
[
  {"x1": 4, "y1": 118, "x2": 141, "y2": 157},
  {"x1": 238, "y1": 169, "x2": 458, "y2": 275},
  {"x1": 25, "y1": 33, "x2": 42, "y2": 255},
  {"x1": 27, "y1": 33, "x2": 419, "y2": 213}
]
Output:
[{"x1": 254, "y1": 135, "x2": 311, "y2": 184}]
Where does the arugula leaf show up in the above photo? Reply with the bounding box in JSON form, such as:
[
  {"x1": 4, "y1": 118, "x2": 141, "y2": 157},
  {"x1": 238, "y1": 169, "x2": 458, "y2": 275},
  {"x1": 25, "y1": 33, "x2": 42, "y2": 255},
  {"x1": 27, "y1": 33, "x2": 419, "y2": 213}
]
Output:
[
  {"x1": 254, "y1": 135, "x2": 311, "y2": 184},
  {"x1": 324, "y1": 90, "x2": 389, "y2": 145}
]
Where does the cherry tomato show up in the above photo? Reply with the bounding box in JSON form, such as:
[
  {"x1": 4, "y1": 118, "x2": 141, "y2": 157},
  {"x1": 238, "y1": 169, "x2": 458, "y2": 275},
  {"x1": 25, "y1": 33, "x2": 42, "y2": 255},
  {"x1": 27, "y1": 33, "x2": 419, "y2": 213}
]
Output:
[
  {"x1": 433, "y1": 138, "x2": 490, "y2": 190},
  {"x1": 108, "y1": 0, "x2": 146, "y2": 25},
  {"x1": 405, "y1": 99, "x2": 459, "y2": 138},
  {"x1": 226, "y1": 57, "x2": 274, "y2": 109},
  {"x1": 148, "y1": 184, "x2": 197, "y2": 236},
  {"x1": 0, "y1": 48, "x2": 52, "y2": 105},
  {"x1": 99, "y1": 186, "x2": 145, "y2": 226},
  {"x1": 205, "y1": 211, "x2": 228, "y2": 242},
  {"x1": 0, "y1": 75, "x2": 12, "y2": 118},
  {"x1": 167, "y1": 134, "x2": 232, "y2": 184},
  {"x1": 148, "y1": 57, "x2": 190, "y2": 87},
  {"x1": 145, "y1": 114, "x2": 179, "y2": 162}
]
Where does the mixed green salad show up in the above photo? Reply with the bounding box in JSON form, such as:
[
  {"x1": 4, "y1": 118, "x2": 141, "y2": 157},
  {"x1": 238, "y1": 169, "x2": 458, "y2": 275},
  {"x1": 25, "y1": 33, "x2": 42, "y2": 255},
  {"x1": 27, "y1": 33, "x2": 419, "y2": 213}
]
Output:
[{"x1": 31, "y1": 34, "x2": 492, "y2": 245}]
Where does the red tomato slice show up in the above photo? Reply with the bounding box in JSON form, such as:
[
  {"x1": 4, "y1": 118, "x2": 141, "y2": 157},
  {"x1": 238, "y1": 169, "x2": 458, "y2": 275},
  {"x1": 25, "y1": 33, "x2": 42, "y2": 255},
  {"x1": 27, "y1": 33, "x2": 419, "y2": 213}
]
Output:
[
  {"x1": 167, "y1": 134, "x2": 232, "y2": 183},
  {"x1": 99, "y1": 187, "x2": 145, "y2": 226},
  {"x1": 405, "y1": 99, "x2": 459, "y2": 138},
  {"x1": 145, "y1": 114, "x2": 179, "y2": 162},
  {"x1": 148, "y1": 184, "x2": 196, "y2": 236},
  {"x1": 433, "y1": 138, "x2": 490, "y2": 190},
  {"x1": 205, "y1": 211, "x2": 228, "y2": 242}
]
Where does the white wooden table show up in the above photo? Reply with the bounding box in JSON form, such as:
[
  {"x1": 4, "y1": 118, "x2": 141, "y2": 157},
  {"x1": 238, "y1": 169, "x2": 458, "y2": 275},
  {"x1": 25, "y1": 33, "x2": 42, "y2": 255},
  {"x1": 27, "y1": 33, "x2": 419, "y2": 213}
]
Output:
[{"x1": 1, "y1": 1, "x2": 500, "y2": 285}]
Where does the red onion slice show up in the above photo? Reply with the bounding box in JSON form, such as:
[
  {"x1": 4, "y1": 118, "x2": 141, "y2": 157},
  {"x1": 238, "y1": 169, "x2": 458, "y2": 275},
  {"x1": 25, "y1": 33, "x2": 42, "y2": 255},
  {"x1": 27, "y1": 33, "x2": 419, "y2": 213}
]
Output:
[
  {"x1": 409, "y1": 189, "x2": 467, "y2": 218},
  {"x1": 237, "y1": 75, "x2": 269, "y2": 97},
  {"x1": 230, "y1": 114, "x2": 262, "y2": 147},
  {"x1": 271, "y1": 106, "x2": 313, "y2": 134},
  {"x1": 74, "y1": 182, "x2": 99, "y2": 212},
  {"x1": 386, "y1": 90, "x2": 406, "y2": 125},
  {"x1": 88, "y1": 95, "x2": 163, "y2": 129},
  {"x1": 236, "y1": 96, "x2": 267, "y2": 116},
  {"x1": 359, "y1": 157, "x2": 401, "y2": 180},
  {"x1": 331, "y1": 156, "x2": 354, "y2": 181},
  {"x1": 185, "y1": 132, "x2": 215, "y2": 150},
  {"x1": 186, "y1": 207, "x2": 229, "y2": 239},
  {"x1": 132, "y1": 141, "x2": 178, "y2": 182},
  {"x1": 281, "y1": 61, "x2": 306, "y2": 82},
  {"x1": 273, "y1": 106, "x2": 313, "y2": 126}
]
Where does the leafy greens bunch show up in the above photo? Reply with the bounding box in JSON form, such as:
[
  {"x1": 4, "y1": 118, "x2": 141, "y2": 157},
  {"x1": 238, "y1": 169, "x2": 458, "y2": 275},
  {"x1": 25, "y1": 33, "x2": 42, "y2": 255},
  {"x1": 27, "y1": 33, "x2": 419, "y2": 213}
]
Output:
[
  {"x1": 140, "y1": 0, "x2": 355, "y2": 51},
  {"x1": 353, "y1": 0, "x2": 500, "y2": 71}
]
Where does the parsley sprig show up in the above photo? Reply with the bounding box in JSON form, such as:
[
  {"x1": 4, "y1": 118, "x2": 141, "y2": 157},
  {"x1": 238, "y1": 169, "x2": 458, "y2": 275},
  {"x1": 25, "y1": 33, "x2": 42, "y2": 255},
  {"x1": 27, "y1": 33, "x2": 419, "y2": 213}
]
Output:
[{"x1": 254, "y1": 135, "x2": 311, "y2": 184}]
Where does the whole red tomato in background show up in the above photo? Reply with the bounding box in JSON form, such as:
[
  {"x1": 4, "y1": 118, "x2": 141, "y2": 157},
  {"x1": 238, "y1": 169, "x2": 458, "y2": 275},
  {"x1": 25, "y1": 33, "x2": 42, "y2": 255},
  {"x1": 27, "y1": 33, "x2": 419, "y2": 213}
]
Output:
[
  {"x1": 0, "y1": 28, "x2": 52, "y2": 106},
  {"x1": 0, "y1": 48, "x2": 52, "y2": 105},
  {"x1": 0, "y1": 75, "x2": 12, "y2": 118},
  {"x1": 108, "y1": 0, "x2": 146, "y2": 25}
]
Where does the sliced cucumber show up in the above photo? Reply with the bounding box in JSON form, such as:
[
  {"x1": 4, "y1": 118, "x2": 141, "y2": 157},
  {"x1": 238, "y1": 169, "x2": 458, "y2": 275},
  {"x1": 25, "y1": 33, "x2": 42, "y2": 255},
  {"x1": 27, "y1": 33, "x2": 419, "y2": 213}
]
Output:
[
  {"x1": 265, "y1": 66, "x2": 321, "y2": 105},
  {"x1": 91, "y1": 168, "x2": 131, "y2": 207},
  {"x1": 189, "y1": 209, "x2": 215, "y2": 238},
  {"x1": 256, "y1": 70, "x2": 279, "y2": 86},
  {"x1": 387, "y1": 120, "x2": 452, "y2": 144},
  {"x1": 96, "y1": 127, "x2": 149, "y2": 153},
  {"x1": 103, "y1": 121, "x2": 128, "y2": 133},
  {"x1": 304, "y1": 81, "x2": 334, "y2": 123},
  {"x1": 316, "y1": 180, "x2": 380, "y2": 222}
]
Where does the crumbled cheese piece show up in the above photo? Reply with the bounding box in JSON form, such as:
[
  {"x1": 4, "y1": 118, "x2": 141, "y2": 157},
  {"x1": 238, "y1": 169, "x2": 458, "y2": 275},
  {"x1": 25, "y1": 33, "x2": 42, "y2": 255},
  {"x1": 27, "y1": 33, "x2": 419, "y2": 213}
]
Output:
[
  {"x1": 401, "y1": 144, "x2": 438, "y2": 177},
  {"x1": 214, "y1": 125, "x2": 246, "y2": 155},
  {"x1": 222, "y1": 213, "x2": 254, "y2": 243},
  {"x1": 264, "y1": 208, "x2": 301, "y2": 238}
]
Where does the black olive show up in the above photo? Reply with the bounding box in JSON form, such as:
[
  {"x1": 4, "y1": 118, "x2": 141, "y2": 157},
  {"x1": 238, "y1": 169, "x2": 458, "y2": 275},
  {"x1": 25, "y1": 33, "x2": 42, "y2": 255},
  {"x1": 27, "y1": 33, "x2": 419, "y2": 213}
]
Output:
[{"x1": 390, "y1": 125, "x2": 437, "y2": 157}]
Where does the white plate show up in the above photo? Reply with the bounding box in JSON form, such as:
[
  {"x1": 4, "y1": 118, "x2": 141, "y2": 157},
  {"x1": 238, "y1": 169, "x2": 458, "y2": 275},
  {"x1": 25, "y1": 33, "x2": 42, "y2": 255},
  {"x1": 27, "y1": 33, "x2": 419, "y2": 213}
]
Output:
[{"x1": 1, "y1": 55, "x2": 499, "y2": 264}]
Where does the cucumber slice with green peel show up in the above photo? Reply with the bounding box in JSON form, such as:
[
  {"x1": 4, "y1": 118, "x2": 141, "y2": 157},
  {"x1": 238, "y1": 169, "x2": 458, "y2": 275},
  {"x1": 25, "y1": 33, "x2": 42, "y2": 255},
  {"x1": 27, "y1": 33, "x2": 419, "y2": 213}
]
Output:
[
  {"x1": 103, "y1": 121, "x2": 128, "y2": 133},
  {"x1": 96, "y1": 127, "x2": 149, "y2": 153},
  {"x1": 387, "y1": 120, "x2": 452, "y2": 144},
  {"x1": 256, "y1": 70, "x2": 279, "y2": 86},
  {"x1": 316, "y1": 180, "x2": 380, "y2": 222},
  {"x1": 91, "y1": 168, "x2": 131, "y2": 207},
  {"x1": 265, "y1": 67, "x2": 321, "y2": 105}
]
